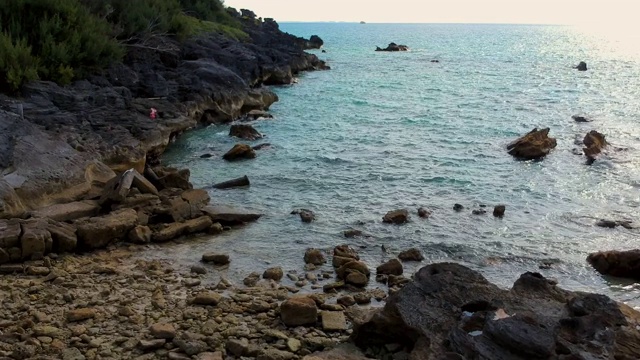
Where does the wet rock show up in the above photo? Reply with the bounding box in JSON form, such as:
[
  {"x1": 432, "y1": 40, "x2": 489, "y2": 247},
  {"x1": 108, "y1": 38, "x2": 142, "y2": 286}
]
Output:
[
  {"x1": 583, "y1": 130, "x2": 607, "y2": 161},
  {"x1": 246, "y1": 109, "x2": 274, "y2": 120},
  {"x1": 150, "y1": 323, "x2": 176, "y2": 339},
  {"x1": 383, "y1": 209, "x2": 409, "y2": 224},
  {"x1": 321, "y1": 311, "x2": 348, "y2": 331},
  {"x1": 252, "y1": 143, "x2": 271, "y2": 151},
  {"x1": 588, "y1": 249, "x2": 640, "y2": 280},
  {"x1": 345, "y1": 271, "x2": 369, "y2": 287},
  {"x1": 376, "y1": 258, "x2": 403, "y2": 276},
  {"x1": 208, "y1": 222, "x2": 224, "y2": 234},
  {"x1": 202, "y1": 205, "x2": 262, "y2": 225},
  {"x1": 388, "y1": 274, "x2": 410, "y2": 287},
  {"x1": 202, "y1": 253, "x2": 230, "y2": 265},
  {"x1": 223, "y1": 144, "x2": 256, "y2": 161},
  {"x1": 338, "y1": 296, "x2": 356, "y2": 307},
  {"x1": 417, "y1": 207, "x2": 431, "y2": 218},
  {"x1": 595, "y1": 219, "x2": 632, "y2": 229},
  {"x1": 263, "y1": 266, "x2": 284, "y2": 281},
  {"x1": 323, "y1": 281, "x2": 345, "y2": 293},
  {"x1": 76, "y1": 208, "x2": 138, "y2": 249},
  {"x1": 337, "y1": 261, "x2": 370, "y2": 280},
  {"x1": 507, "y1": 128, "x2": 557, "y2": 160},
  {"x1": 299, "y1": 210, "x2": 315, "y2": 223},
  {"x1": 191, "y1": 265, "x2": 207, "y2": 274},
  {"x1": 244, "y1": 272, "x2": 261, "y2": 287},
  {"x1": 212, "y1": 175, "x2": 250, "y2": 189},
  {"x1": 200, "y1": 153, "x2": 213, "y2": 159},
  {"x1": 453, "y1": 204, "x2": 464, "y2": 212},
  {"x1": 353, "y1": 293, "x2": 372, "y2": 305},
  {"x1": 472, "y1": 209, "x2": 487, "y2": 215},
  {"x1": 376, "y1": 274, "x2": 388, "y2": 284},
  {"x1": 128, "y1": 225, "x2": 152, "y2": 244},
  {"x1": 398, "y1": 248, "x2": 424, "y2": 262},
  {"x1": 192, "y1": 291, "x2": 222, "y2": 306},
  {"x1": 281, "y1": 297, "x2": 318, "y2": 326},
  {"x1": 575, "y1": 61, "x2": 588, "y2": 71},
  {"x1": 229, "y1": 124, "x2": 263, "y2": 140},
  {"x1": 343, "y1": 228, "x2": 363, "y2": 238},
  {"x1": 493, "y1": 205, "x2": 506, "y2": 217},
  {"x1": 572, "y1": 115, "x2": 592, "y2": 123},
  {"x1": 333, "y1": 245, "x2": 359, "y2": 260},
  {"x1": 375, "y1": 43, "x2": 409, "y2": 51},
  {"x1": 66, "y1": 308, "x2": 96, "y2": 322},
  {"x1": 304, "y1": 249, "x2": 326, "y2": 265}
]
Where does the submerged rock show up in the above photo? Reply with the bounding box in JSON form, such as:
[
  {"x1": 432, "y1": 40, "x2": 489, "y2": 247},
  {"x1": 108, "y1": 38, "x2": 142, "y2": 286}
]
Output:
[
  {"x1": 493, "y1": 205, "x2": 506, "y2": 217},
  {"x1": 398, "y1": 248, "x2": 424, "y2": 262},
  {"x1": 229, "y1": 124, "x2": 263, "y2": 141},
  {"x1": 383, "y1": 209, "x2": 409, "y2": 224},
  {"x1": 352, "y1": 262, "x2": 640, "y2": 359},
  {"x1": 375, "y1": 43, "x2": 409, "y2": 52},
  {"x1": 507, "y1": 128, "x2": 557, "y2": 160},
  {"x1": 583, "y1": 130, "x2": 608, "y2": 161},
  {"x1": 304, "y1": 248, "x2": 326, "y2": 265},
  {"x1": 453, "y1": 203, "x2": 464, "y2": 212},
  {"x1": 575, "y1": 61, "x2": 588, "y2": 71},
  {"x1": 417, "y1": 207, "x2": 431, "y2": 218},
  {"x1": 572, "y1": 115, "x2": 592, "y2": 123},
  {"x1": 223, "y1": 144, "x2": 256, "y2": 161}
]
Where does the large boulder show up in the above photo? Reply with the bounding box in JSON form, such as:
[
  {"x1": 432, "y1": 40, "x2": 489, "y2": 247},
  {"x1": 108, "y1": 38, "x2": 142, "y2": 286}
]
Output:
[
  {"x1": 281, "y1": 297, "x2": 318, "y2": 327},
  {"x1": 202, "y1": 205, "x2": 262, "y2": 226},
  {"x1": 507, "y1": 128, "x2": 557, "y2": 160},
  {"x1": 76, "y1": 209, "x2": 138, "y2": 249},
  {"x1": 583, "y1": 130, "x2": 607, "y2": 161},
  {"x1": 383, "y1": 209, "x2": 409, "y2": 224},
  {"x1": 223, "y1": 144, "x2": 256, "y2": 161},
  {"x1": 20, "y1": 220, "x2": 53, "y2": 260},
  {"x1": 351, "y1": 263, "x2": 640, "y2": 359},
  {"x1": 587, "y1": 249, "x2": 640, "y2": 280},
  {"x1": 229, "y1": 124, "x2": 263, "y2": 141},
  {"x1": 375, "y1": 43, "x2": 409, "y2": 52}
]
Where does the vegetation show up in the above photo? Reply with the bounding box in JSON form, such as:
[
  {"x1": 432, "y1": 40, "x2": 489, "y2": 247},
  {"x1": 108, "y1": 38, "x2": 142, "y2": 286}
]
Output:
[{"x1": 0, "y1": 0, "x2": 246, "y2": 92}]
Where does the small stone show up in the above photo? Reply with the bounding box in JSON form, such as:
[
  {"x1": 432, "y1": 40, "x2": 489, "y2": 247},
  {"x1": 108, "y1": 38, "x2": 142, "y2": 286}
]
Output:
[
  {"x1": 354, "y1": 293, "x2": 372, "y2": 305},
  {"x1": 67, "y1": 308, "x2": 96, "y2": 322},
  {"x1": 417, "y1": 207, "x2": 431, "y2": 218},
  {"x1": 192, "y1": 292, "x2": 222, "y2": 306},
  {"x1": 398, "y1": 248, "x2": 424, "y2": 262},
  {"x1": 257, "y1": 349, "x2": 296, "y2": 360},
  {"x1": 168, "y1": 352, "x2": 192, "y2": 360},
  {"x1": 139, "y1": 339, "x2": 166, "y2": 351},
  {"x1": 299, "y1": 210, "x2": 315, "y2": 223},
  {"x1": 304, "y1": 249, "x2": 326, "y2": 265},
  {"x1": 150, "y1": 323, "x2": 176, "y2": 339},
  {"x1": 280, "y1": 297, "x2": 318, "y2": 327},
  {"x1": 26, "y1": 266, "x2": 50, "y2": 276},
  {"x1": 201, "y1": 253, "x2": 230, "y2": 265},
  {"x1": 493, "y1": 205, "x2": 506, "y2": 217},
  {"x1": 244, "y1": 272, "x2": 261, "y2": 287},
  {"x1": 321, "y1": 311, "x2": 348, "y2": 331},
  {"x1": 287, "y1": 338, "x2": 302, "y2": 353},
  {"x1": 226, "y1": 338, "x2": 249, "y2": 357},
  {"x1": 343, "y1": 229, "x2": 363, "y2": 238},
  {"x1": 388, "y1": 275, "x2": 410, "y2": 287},
  {"x1": 453, "y1": 204, "x2": 464, "y2": 212},
  {"x1": 191, "y1": 265, "x2": 207, "y2": 274},
  {"x1": 322, "y1": 281, "x2": 345, "y2": 293},
  {"x1": 472, "y1": 209, "x2": 487, "y2": 215},
  {"x1": 337, "y1": 296, "x2": 356, "y2": 307},
  {"x1": 62, "y1": 347, "x2": 86, "y2": 360},
  {"x1": 263, "y1": 267, "x2": 284, "y2": 281},
  {"x1": 197, "y1": 352, "x2": 224, "y2": 360},
  {"x1": 184, "y1": 278, "x2": 201, "y2": 287},
  {"x1": 320, "y1": 303, "x2": 344, "y2": 311},
  {"x1": 377, "y1": 259, "x2": 403, "y2": 276},
  {"x1": 208, "y1": 222, "x2": 224, "y2": 235},
  {"x1": 383, "y1": 209, "x2": 409, "y2": 224},
  {"x1": 345, "y1": 271, "x2": 368, "y2": 287}
]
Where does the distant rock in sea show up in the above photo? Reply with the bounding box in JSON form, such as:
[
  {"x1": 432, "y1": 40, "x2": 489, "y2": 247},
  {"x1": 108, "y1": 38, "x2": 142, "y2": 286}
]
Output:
[
  {"x1": 575, "y1": 61, "x2": 588, "y2": 71},
  {"x1": 375, "y1": 42, "x2": 409, "y2": 52},
  {"x1": 360, "y1": 21, "x2": 366, "y2": 24}
]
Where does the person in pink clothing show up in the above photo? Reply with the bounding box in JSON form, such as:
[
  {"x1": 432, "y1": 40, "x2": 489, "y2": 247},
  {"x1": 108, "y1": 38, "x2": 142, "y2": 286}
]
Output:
[{"x1": 150, "y1": 108, "x2": 158, "y2": 119}]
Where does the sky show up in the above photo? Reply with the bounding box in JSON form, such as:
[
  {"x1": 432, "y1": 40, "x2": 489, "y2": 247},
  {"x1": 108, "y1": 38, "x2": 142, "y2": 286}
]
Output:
[{"x1": 225, "y1": 0, "x2": 638, "y2": 26}]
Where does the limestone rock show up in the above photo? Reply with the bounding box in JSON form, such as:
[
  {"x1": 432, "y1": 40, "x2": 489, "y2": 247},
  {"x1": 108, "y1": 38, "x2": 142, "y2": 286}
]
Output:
[
  {"x1": 321, "y1": 311, "x2": 347, "y2": 331},
  {"x1": 76, "y1": 208, "x2": 138, "y2": 249},
  {"x1": 281, "y1": 297, "x2": 318, "y2": 327},
  {"x1": 0, "y1": 219, "x2": 22, "y2": 248},
  {"x1": 47, "y1": 220, "x2": 77, "y2": 253},
  {"x1": 376, "y1": 258, "x2": 403, "y2": 276},
  {"x1": 507, "y1": 128, "x2": 557, "y2": 160},
  {"x1": 383, "y1": 209, "x2": 409, "y2": 224},
  {"x1": 128, "y1": 225, "x2": 152, "y2": 244},
  {"x1": 223, "y1": 144, "x2": 256, "y2": 161},
  {"x1": 21, "y1": 219, "x2": 52, "y2": 259},
  {"x1": 149, "y1": 323, "x2": 176, "y2": 339},
  {"x1": 192, "y1": 291, "x2": 222, "y2": 306},
  {"x1": 31, "y1": 200, "x2": 100, "y2": 222},
  {"x1": 202, "y1": 205, "x2": 262, "y2": 225}
]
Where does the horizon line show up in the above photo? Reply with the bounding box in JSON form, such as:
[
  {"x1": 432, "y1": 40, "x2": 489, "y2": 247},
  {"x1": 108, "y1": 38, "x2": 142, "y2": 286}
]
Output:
[{"x1": 276, "y1": 21, "x2": 569, "y2": 26}]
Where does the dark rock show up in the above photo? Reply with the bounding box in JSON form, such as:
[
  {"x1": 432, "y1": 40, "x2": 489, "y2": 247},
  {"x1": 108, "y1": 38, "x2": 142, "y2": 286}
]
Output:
[
  {"x1": 202, "y1": 253, "x2": 230, "y2": 265},
  {"x1": 576, "y1": 61, "x2": 588, "y2": 71},
  {"x1": 223, "y1": 144, "x2": 256, "y2": 161},
  {"x1": 383, "y1": 209, "x2": 409, "y2": 224},
  {"x1": 200, "y1": 153, "x2": 213, "y2": 159},
  {"x1": 263, "y1": 266, "x2": 284, "y2": 281},
  {"x1": 376, "y1": 259, "x2": 403, "y2": 276},
  {"x1": 212, "y1": 175, "x2": 250, "y2": 189},
  {"x1": 304, "y1": 248, "x2": 326, "y2": 265},
  {"x1": 398, "y1": 248, "x2": 424, "y2": 262},
  {"x1": 333, "y1": 245, "x2": 359, "y2": 261},
  {"x1": 430, "y1": 59, "x2": 440, "y2": 63},
  {"x1": 337, "y1": 261, "x2": 370, "y2": 280},
  {"x1": 472, "y1": 209, "x2": 487, "y2": 215},
  {"x1": 588, "y1": 249, "x2": 640, "y2": 280},
  {"x1": 245, "y1": 110, "x2": 273, "y2": 121},
  {"x1": 297, "y1": 209, "x2": 315, "y2": 223},
  {"x1": 572, "y1": 115, "x2": 592, "y2": 123},
  {"x1": 375, "y1": 43, "x2": 409, "y2": 52},
  {"x1": 281, "y1": 297, "x2": 318, "y2": 326},
  {"x1": 202, "y1": 205, "x2": 262, "y2": 225},
  {"x1": 583, "y1": 130, "x2": 607, "y2": 161},
  {"x1": 343, "y1": 228, "x2": 363, "y2": 238},
  {"x1": 493, "y1": 205, "x2": 506, "y2": 217},
  {"x1": 229, "y1": 124, "x2": 263, "y2": 141},
  {"x1": 417, "y1": 207, "x2": 431, "y2": 218},
  {"x1": 507, "y1": 128, "x2": 557, "y2": 160},
  {"x1": 453, "y1": 203, "x2": 464, "y2": 212}
]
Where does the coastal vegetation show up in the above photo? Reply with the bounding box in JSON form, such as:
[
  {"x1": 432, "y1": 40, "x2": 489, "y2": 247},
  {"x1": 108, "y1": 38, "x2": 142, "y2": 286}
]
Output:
[{"x1": 0, "y1": 0, "x2": 244, "y2": 92}]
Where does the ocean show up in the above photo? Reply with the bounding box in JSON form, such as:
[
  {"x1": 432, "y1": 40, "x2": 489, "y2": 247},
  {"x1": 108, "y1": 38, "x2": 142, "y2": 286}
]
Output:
[{"x1": 156, "y1": 23, "x2": 640, "y2": 305}]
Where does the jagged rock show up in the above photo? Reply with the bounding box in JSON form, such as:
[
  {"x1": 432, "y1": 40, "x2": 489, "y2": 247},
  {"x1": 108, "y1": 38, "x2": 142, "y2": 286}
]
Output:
[
  {"x1": 304, "y1": 249, "x2": 326, "y2": 265},
  {"x1": 398, "y1": 248, "x2": 424, "y2": 262},
  {"x1": 245, "y1": 110, "x2": 273, "y2": 120},
  {"x1": 352, "y1": 262, "x2": 640, "y2": 359},
  {"x1": 507, "y1": 128, "x2": 557, "y2": 160},
  {"x1": 152, "y1": 216, "x2": 212, "y2": 242},
  {"x1": 212, "y1": 175, "x2": 250, "y2": 189},
  {"x1": 376, "y1": 258, "x2": 403, "y2": 276},
  {"x1": 588, "y1": 249, "x2": 640, "y2": 280},
  {"x1": 46, "y1": 220, "x2": 77, "y2": 253},
  {"x1": 417, "y1": 207, "x2": 431, "y2": 218},
  {"x1": 281, "y1": 297, "x2": 318, "y2": 326},
  {"x1": 230, "y1": 124, "x2": 263, "y2": 141},
  {"x1": 583, "y1": 130, "x2": 607, "y2": 161},
  {"x1": 493, "y1": 205, "x2": 506, "y2": 217},
  {"x1": 595, "y1": 219, "x2": 633, "y2": 229},
  {"x1": 31, "y1": 200, "x2": 100, "y2": 222},
  {"x1": 128, "y1": 225, "x2": 152, "y2": 244},
  {"x1": 383, "y1": 209, "x2": 409, "y2": 224},
  {"x1": 375, "y1": 43, "x2": 409, "y2": 52},
  {"x1": 155, "y1": 167, "x2": 192, "y2": 191},
  {"x1": 263, "y1": 267, "x2": 284, "y2": 281},
  {"x1": 0, "y1": 179, "x2": 27, "y2": 219},
  {"x1": 472, "y1": 209, "x2": 487, "y2": 215},
  {"x1": 202, "y1": 205, "x2": 262, "y2": 225},
  {"x1": 76, "y1": 208, "x2": 138, "y2": 249},
  {"x1": 576, "y1": 61, "x2": 588, "y2": 71},
  {"x1": 223, "y1": 144, "x2": 256, "y2": 161},
  {"x1": 20, "y1": 219, "x2": 52, "y2": 260},
  {"x1": 307, "y1": 35, "x2": 324, "y2": 49}
]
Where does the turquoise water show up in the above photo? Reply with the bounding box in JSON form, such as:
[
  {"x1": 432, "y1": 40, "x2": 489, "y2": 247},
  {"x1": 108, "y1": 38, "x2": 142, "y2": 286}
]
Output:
[{"x1": 159, "y1": 23, "x2": 640, "y2": 305}]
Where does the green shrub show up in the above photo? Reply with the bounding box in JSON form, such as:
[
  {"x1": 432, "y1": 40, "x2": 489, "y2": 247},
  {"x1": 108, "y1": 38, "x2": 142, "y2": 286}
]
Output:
[{"x1": 0, "y1": 33, "x2": 40, "y2": 91}]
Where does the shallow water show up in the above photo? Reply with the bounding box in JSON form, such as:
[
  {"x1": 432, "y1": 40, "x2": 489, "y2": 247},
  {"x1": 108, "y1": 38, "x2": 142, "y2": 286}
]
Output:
[{"x1": 154, "y1": 23, "x2": 640, "y2": 306}]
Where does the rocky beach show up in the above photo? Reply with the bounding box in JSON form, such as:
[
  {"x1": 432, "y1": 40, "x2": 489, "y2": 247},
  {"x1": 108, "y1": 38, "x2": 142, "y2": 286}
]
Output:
[{"x1": 2, "y1": 4, "x2": 640, "y2": 360}]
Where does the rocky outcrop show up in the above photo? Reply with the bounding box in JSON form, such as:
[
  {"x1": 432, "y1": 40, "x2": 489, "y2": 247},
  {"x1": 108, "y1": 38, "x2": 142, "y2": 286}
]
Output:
[
  {"x1": 303, "y1": 35, "x2": 324, "y2": 50},
  {"x1": 572, "y1": 115, "x2": 592, "y2": 123},
  {"x1": 575, "y1": 61, "x2": 588, "y2": 71},
  {"x1": 507, "y1": 128, "x2": 557, "y2": 160},
  {"x1": 223, "y1": 144, "x2": 256, "y2": 161},
  {"x1": 375, "y1": 43, "x2": 409, "y2": 52},
  {"x1": 583, "y1": 130, "x2": 607, "y2": 161},
  {"x1": 351, "y1": 262, "x2": 640, "y2": 359},
  {"x1": 229, "y1": 124, "x2": 263, "y2": 141},
  {"x1": 587, "y1": 249, "x2": 640, "y2": 280}
]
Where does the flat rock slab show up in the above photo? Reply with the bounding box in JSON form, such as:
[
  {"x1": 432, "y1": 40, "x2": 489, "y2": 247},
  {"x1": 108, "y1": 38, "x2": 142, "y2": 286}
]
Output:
[
  {"x1": 76, "y1": 208, "x2": 138, "y2": 249},
  {"x1": 321, "y1": 311, "x2": 347, "y2": 331},
  {"x1": 31, "y1": 200, "x2": 100, "y2": 222},
  {"x1": 202, "y1": 205, "x2": 262, "y2": 226},
  {"x1": 0, "y1": 219, "x2": 21, "y2": 248}
]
